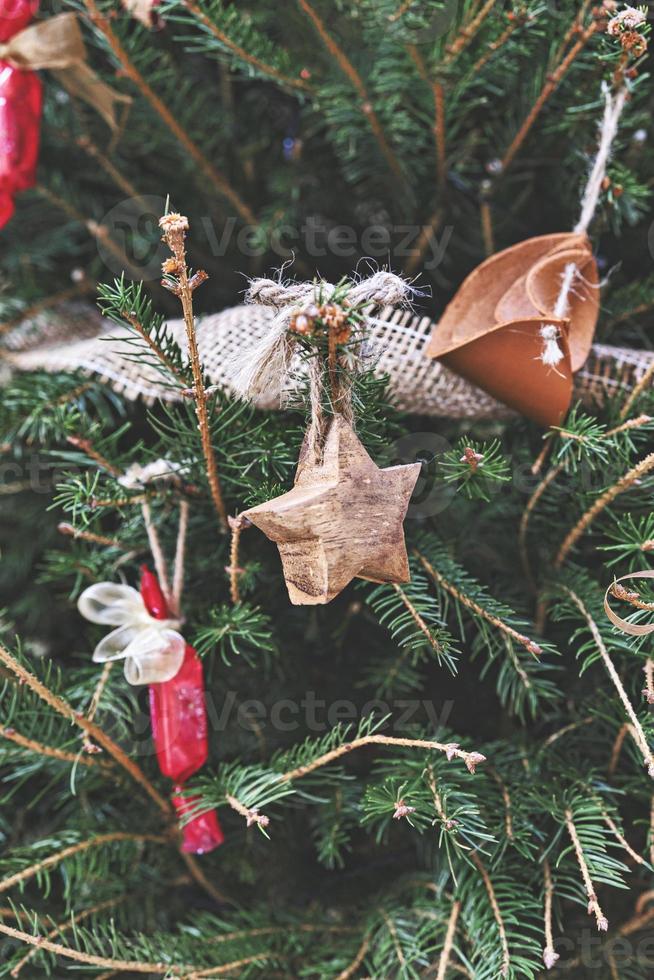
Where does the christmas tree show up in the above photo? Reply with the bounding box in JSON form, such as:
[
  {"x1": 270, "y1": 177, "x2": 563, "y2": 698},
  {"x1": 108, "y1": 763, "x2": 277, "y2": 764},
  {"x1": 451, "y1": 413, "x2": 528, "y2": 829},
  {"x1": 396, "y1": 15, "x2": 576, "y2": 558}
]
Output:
[{"x1": 1, "y1": 1, "x2": 654, "y2": 977}]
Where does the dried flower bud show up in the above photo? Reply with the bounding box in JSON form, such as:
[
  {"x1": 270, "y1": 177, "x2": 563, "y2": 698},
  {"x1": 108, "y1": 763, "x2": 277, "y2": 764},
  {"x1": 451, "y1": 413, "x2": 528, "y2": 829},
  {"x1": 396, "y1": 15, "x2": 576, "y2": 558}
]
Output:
[
  {"x1": 162, "y1": 257, "x2": 181, "y2": 275},
  {"x1": 460, "y1": 447, "x2": 484, "y2": 471},
  {"x1": 290, "y1": 311, "x2": 315, "y2": 336},
  {"x1": 619, "y1": 29, "x2": 648, "y2": 55},
  {"x1": 393, "y1": 800, "x2": 416, "y2": 820},
  {"x1": 464, "y1": 752, "x2": 486, "y2": 774},
  {"x1": 607, "y1": 5, "x2": 646, "y2": 34},
  {"x1": 159, "y1": 212, "x2": 189, "y2": 233},
  {"x1": 543, "y1": 948, "x2": 560, "y2": 969},
  {"x1": 641, "y1": 687, "x2": 654, "y2": 704},
  {"x1": 445, "y1": 742, "x2": 460, "y2": 761},
  {"x1": 245, "y1": 808, "x2": 270, "y2": 829}
]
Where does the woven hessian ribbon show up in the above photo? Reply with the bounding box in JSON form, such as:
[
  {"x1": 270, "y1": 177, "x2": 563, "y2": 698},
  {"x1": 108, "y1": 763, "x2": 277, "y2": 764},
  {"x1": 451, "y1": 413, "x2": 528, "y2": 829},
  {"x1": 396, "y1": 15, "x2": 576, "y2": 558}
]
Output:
[{"x1": 0, "y1": 13, "x2": 130, "y2": 130}]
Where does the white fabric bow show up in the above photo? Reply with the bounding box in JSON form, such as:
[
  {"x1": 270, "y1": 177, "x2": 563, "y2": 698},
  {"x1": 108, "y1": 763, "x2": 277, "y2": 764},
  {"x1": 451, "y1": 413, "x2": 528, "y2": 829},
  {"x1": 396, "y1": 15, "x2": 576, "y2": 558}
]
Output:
[{"x1": 78, "y1": 583, "x2": 186, "y2": 685}]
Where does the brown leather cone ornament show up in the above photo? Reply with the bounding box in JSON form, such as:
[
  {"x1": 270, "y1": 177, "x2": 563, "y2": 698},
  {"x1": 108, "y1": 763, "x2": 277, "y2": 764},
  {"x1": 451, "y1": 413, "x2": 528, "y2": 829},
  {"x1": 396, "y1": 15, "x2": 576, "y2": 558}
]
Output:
[{"x1": 425, "y1": 233, "x2": 600, "y2": 427}]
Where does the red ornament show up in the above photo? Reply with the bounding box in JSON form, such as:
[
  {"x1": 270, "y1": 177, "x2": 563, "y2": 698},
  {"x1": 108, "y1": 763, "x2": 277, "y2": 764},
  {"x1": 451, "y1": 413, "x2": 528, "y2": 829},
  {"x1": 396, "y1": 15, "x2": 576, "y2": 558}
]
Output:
[
  {"x1": 172, "y1": 790, "x2": 225, "y2": 854},
  {"x1": 0, "y1": 0, "x2": 42, "y2": 229},
  {"x1": 140, "y1": 565, "x2": 224, "y2": 854}
]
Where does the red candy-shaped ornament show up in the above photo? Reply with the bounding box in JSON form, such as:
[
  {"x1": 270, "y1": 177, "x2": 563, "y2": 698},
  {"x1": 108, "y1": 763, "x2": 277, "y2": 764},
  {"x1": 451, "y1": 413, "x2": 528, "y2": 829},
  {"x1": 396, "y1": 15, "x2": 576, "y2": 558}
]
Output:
[
  {"x1": 140, "y1": 566, "x2": 224, "y2": 854},
  {"x1": 0, "y1": 0, "x2": 42, "y2": 227}
]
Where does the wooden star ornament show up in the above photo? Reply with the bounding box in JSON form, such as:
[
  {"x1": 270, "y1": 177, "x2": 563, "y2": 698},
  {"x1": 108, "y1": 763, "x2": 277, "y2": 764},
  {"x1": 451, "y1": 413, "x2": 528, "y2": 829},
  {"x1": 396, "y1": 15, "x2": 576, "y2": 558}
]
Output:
[{"x1": 241, "y1": 416, "x2": 421, "y2": 605}]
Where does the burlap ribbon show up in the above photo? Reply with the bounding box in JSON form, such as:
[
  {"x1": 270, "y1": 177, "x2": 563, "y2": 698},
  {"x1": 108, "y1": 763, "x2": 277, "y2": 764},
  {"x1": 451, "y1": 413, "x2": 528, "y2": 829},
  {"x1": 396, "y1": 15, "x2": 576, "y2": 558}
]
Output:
[{"x1": 0, "y1": 13, "x2": 130, "y2": 130}]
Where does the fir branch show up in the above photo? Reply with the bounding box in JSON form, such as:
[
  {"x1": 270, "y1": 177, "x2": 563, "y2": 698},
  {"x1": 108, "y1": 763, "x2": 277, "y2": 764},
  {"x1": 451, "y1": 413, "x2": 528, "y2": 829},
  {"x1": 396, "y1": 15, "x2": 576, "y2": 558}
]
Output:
[
  {"x1": 620, "y1": 360, "x2": 654, "y2": 420},
  {"x1": 0, "y1": 725, "x2": 106, "y2": 768},
  {"x1": 435, "y1": 899, "x2": 460, "y2": 980},
  {"x1": 564, "y1": 807, "x2": 609, "y2": 931},
  {"x1": 470, "y1": 851, "x2": 510, "y2": 978},
  {"x1": 280, "y1": 733, "x2": 486, "y2": 782},
  {"x1": 416, "y1": 551, "x2": 542, "y2": 658},
  {"x1": 80, "y1": 0, "x2": 256, "y2": 224},
  {"x1": 0, "y1": 281, "x2": 94, "y2": 335},
  {"x1": 0, "y1": 641, "x2": 171, "y2": 814},
  {"x1": 560, "y1": 587, "x2": 654, "y2": 779},
  {"x1": 10, "y1": 895, "x2": 127, "y2": 977},
  {"x1": 35, "y1": 185, "x2": 143, "y2": 281},
  {"x1": 442, "y1": 0, "x2": 499, "y2": 67},
  {"x1": 556, "y1": 452, "x2": 654, "y2": 567},
  {"x1": 498, "y1": 15, "x2": 600, "y2": 174},
  {"x1": 181, "y1": 0, "x2": 312, "y2": 92},
  {"x1": 57, "y1": 522, "x2": 129, "y2": 552},
  {"x1": 0, "y1": 833, "x2": 167, "y2": 896},
  {"x1": 335, "y1": 934, "x2": 370, "y2": 980},
  {"x1": 542, "y1": 858, "x2": 558, "y2": 970},
  {"x1": 295, "y1": 0, "x2": 404, "y2": 180}
]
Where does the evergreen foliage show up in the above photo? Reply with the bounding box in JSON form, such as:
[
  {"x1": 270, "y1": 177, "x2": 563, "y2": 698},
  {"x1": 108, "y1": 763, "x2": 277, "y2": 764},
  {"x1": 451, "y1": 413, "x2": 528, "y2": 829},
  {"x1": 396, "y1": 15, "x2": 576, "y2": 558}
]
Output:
[{"x1": 0, "y1": 1, "x2": 653, "y2": 977}]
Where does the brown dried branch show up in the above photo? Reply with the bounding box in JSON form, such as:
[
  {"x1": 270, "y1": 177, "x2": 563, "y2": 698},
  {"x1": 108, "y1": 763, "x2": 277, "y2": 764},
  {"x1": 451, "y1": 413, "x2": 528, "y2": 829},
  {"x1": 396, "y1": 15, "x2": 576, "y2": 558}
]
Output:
[
  {"x1": 81, "y1": 0, "x2": 256, "y2": 224},
  {"x1": 564, "y1": 807, "x2": 608, "y2": 931},
  {"x1": 160, "y1": 214, "x2": 228, "y2": 530},
  {"x1": 416, "y1": 551, "x2": 541, "y2": 656},
  {"x1": 556, "y1": 452, "x2": 654, "y2": 567},
  {"x1": 442, "y1": 0, "x2": 499, "y2": 67},
  {"x1": 392, "y1": 582, "x2": 446, "y2": 654},
  {"x1": 0, "y1": 833, "x2": 167, "y2": 896},
  {"x1": 471, "y1": 851, "x2": 510, "y2": 977},
  {"x1": 183, "y1": 1, "x2": 311, "y2": 92},
  {"x1": 562, "y1": 588, "x2": 654, "y2": 779},
  {"x1": 0, "y1": 641, "x2": 171, "y2": 814},
  {"x1": 296, "y1": 0, "x2": 404, "y2": 180}
]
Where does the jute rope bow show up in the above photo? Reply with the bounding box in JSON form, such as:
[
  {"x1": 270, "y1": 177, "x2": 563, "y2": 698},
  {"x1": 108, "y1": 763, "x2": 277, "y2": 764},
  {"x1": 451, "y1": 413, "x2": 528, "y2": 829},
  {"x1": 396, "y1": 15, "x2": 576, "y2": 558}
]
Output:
[
  {"x1": 230, "y1": 270, "x2": 414, "y2": 458},
  {"x1": 0, "y1": 13, "x2": 130, "y2": 130}
]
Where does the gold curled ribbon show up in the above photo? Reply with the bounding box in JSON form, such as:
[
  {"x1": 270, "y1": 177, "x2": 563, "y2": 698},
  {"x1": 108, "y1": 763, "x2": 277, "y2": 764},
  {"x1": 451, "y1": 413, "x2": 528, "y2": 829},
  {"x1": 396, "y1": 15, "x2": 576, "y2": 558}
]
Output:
[
  {"x1": 0, "y1": 12, "x2": 130, "y2": 130},
  {"x1": 604, "y1": 570, "x2": 654, "y2": 637}
]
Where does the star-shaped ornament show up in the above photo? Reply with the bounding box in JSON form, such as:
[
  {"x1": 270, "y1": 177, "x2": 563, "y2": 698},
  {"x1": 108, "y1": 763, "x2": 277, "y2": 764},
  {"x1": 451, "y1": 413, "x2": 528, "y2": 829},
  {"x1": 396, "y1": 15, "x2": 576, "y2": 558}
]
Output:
[{"x1": 241, "y1": 416, "x2": 421, "y2": 605}]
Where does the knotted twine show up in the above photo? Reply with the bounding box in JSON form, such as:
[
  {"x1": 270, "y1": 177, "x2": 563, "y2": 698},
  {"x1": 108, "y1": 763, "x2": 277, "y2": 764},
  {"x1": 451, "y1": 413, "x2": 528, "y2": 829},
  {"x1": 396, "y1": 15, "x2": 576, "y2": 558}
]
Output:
[
  {"x1": 230, "y1": 270, "x2": 414, "y2": 460},
  {"x1": 540, "y1": 82, "x2": 628, "y2": 366}
]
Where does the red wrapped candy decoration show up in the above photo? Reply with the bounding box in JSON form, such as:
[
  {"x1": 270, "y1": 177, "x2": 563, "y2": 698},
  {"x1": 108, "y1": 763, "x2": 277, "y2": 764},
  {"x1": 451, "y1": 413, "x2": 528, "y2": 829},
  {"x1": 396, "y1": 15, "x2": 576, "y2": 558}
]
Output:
[
  {"x1": 0, "y1": 0, "x2": 41, "y2": 228},
  {"x1": 140, "y1": 566, "x2": 224, "y2": 854}
]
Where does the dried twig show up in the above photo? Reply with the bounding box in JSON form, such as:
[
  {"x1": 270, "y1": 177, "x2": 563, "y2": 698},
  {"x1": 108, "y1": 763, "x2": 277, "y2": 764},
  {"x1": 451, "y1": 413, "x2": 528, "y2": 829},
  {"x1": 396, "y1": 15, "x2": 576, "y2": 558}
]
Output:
[
  {"x1": 564, "y1": 807, "x2": 608, "y2": 931},
  {"x1": 562, "y1": 588, "x2": 654, "y2": 779},
  {"x1": 0, "y1": 833, "x2": 167, "y2": 895},
  {"x1": 435, "y1": 900, "x2": 461, "y2": 980},
  {"x1": 296, "y1": 0, "x2": 403, "y2": 180},
  {"x1": 0, "y1": 642, "x2": 171, "y2": 814},
  {"x1": 417, "y1": 551, "x2": 541, "y2": 656},
  {"x1": 81, "y1": 0, "x2": 255, "y2": 223},
  {"x1": 471, "y1": 851, "x2": 510, "y2": 977},
  {"x1": 556, "y1": 452, "x2": 654, "y2": 567},
  {"x1": 160, "y1": 214, "x2": 228, "y2": 530}
]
